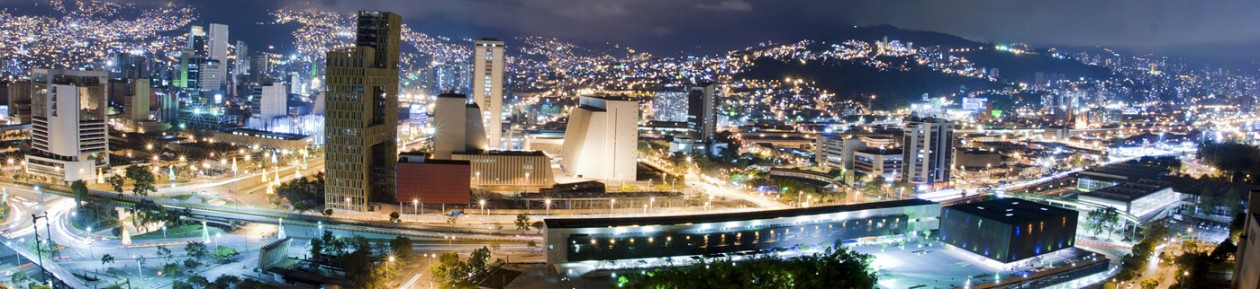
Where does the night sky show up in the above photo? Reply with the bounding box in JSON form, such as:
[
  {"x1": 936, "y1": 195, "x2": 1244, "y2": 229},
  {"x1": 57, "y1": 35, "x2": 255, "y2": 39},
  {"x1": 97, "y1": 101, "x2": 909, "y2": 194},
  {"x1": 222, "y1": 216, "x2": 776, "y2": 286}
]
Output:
[{"x1": 7, "y1": 0, "x2": 1260, "y2": 63}]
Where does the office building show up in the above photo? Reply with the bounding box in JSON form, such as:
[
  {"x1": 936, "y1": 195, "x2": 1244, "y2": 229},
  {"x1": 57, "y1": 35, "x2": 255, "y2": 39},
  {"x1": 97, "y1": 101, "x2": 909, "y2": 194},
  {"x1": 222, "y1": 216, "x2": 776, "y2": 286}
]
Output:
[
  {"x1": 6, "y1": 80, "x2": 31, "y2": 124},
  {"x1": 940, "y1": 198, "x2": 1078, "y2": 265},
  {"x1": 112, "y1": 53, "x2": 149, "y2": 80},
  {"x1": 471, "y1": 38, "x2": 505, "y2": 148},
  {"x1": 206, "y1": 23, "x2": 229, "y2": 90},
  {"x1": 324, "y1": 11, "x2": 400, "y2": 211},
  {"x1": 431, "y1": 93, "x2": 487, "y2": 159},
  {"x1": 852, "y1": 148, "x2": 903, "y2": 182},
  {"x1": 561, "y1": 96, "x2": 637, "y2": 181},
  {"x1": 234, "y1": 40, "x2": 249, "y2": 80},
  {"x1": 651, "y1": 91, "x2": 687, "y2": 122},
  {"x1": 124, "y1": 78, "x2": 151, "y2": 123},
  {"x1": 902, "y1": 116, "x2": 954, "y2": 190},
  {"x1": 250, "y1": 83, "x2": 287, "y2": 125},
  {"x1": 396, "y1": 153, "x2": 471, "y2": 206},
  {"x1": 26, "y1": 69, "x2": 109, "y2": 183},
  {"x1": 687, "y1": 82, "x2": 718, "y2": 142}
]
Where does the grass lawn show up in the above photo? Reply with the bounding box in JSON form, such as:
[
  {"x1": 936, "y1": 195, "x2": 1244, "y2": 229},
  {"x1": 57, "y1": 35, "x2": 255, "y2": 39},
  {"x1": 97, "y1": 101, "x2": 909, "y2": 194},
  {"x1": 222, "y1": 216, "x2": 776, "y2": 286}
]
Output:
[{"x1": 132, "y1": 224, "x2": 225, "y2": 240}]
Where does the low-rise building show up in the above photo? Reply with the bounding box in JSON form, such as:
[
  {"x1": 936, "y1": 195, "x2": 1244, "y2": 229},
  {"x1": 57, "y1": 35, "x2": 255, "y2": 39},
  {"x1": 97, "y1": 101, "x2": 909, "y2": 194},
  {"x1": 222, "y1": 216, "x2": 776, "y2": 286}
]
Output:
[{"x1": 940, "y1": 198, "x2": 1078, "y2": 269}]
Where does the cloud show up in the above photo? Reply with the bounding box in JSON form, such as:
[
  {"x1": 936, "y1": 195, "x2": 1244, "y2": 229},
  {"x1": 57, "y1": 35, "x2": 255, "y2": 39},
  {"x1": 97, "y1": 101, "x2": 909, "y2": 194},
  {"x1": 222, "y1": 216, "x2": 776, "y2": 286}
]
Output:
[{"x1": 696, "y1": 0, "x2": 752, "y2": 11}]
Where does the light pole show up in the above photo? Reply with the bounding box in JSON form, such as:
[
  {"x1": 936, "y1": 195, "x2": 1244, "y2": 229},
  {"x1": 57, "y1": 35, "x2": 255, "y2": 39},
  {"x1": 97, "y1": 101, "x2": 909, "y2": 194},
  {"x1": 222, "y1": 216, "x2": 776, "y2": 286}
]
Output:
[
  {"x1": 413, "y1": 199, "x2": 420, "y2": 221},
  {"x1": 610, "y1": 198, "x2": 616, "y2": 215},
  {"x1": 544, "y1": 198, "x2": 552, "y2": 215},
  {"x1": 649, "y1": 197, "x2": 655, "y2": 213},
  {"x1": 162, "y1": 225, "x2": 167, "y2": 242},
  {"x1": 479, "y1": 199, "x2": 487, "y2": 215}
]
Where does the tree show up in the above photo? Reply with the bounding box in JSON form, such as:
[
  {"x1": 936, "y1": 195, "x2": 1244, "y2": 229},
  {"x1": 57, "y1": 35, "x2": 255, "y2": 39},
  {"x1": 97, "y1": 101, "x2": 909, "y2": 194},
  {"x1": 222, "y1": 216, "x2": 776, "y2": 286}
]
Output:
[
  {"x1": 71, "y1": 180, "x2": 89, "y2": 209},
  {"x1": 213, "y1": 275, "x2": 242, "y2": 289},
  {"x1": 466, "y1": 246, "x2": 493, "y2": 277},
  {"x1": 276, "y1": 173, "x2": 325, "y2": 213},
  {"x1": 390, "y1": 236, "x2": 413, "y2": 262},
  {"x1": 309, "y1": 238, "x2": 323, "y2": 263},
  {"x1": 184, "y1": 241, "x2": 209, "y2": 260},
  {"x1": 213, "y1": 246, "x2": 239, "y2": 263},
  {"x1": 1198, "y1": 190, "x2": 1220, "y2": 216},
  {"x1": 156, "y1": 245, "x2": 172, "y2": 262},
  {"x1": 390, "y1": 211, "x2": 401, "y2": 227},
  {"x1": 186, "y1": 275, "x2": 210, "y2": 288},
  {"x1": 100, "y1": 254, "x2": 115, "y2": 266},
  {"x1": 125, "y1": 165, "x2": 156, "y2": 197},
  {"x1": 625, "y1": 246, "x2": 877, "y2": 289},
  {"x1": 183, "y1": 258, "x2": 201, "y2": 269},
  {"x1": 107, "y1": 173, "x2": 126, "y2": 194},
  {"x1": 323, "y1": 208, "x2": 334, "y2": 218},
  {"x1": 531, "y1": 221, "x2": 545, "y2": 234},
  {"x1": 1140, "y1": 278, "x2": 1159, "y2": 289},
  {"x1": 514, "y1": 213, "x2": 530, "y2": 232},
  {"x1": 162, "y1": 263, "x2": 183, "y2": 277},
  {"x1": 526, "y1": 240, "x2": 538, "y2": 252},
  {"x1": 430, "y1": 251, "x2": 472, "y2": 289},
  {"x1": 170, "y1": 281, "x2": 194, "y2": 289}
]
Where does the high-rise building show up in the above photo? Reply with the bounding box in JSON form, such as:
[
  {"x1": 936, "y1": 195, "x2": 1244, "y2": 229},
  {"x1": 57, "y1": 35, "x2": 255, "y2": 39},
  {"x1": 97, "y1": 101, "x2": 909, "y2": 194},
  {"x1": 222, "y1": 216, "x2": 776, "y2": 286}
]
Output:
[
  {"x1": 112, "y1": 53, "x2": 149, "y2": 80},
  {"x1": 651, "y1": 91, "x2": 687, "y2": 122},
  {"x1": 471, "y1": 38, "x2": 505, "y2": 148},
  {"x1": 6, "y1": 80, "x2": 31, "y2": 124},
  {"x1": 176, "y1": 25, "x2": 205, "y2": 89},
  {"x1": 431, "y1": 93, "x2": 487, "y2": 159},
  {"x1": 250, "y1": 83, "x2": 287, "y2": 126},
  {"x1": 206, "y1": 23, "x2": 230, "y2": 90},
  {"x1": 901, "y1": 116, "x2": 954, "y2": 190},
  {"x1": 26, "y1": 69, "x2": 109, "y2": 183},
  {"x1": 248, "y1": 53, "x2": 270, "y2": 83},
  {"x1": 234, "y1": 41, "x2": 249, "y2": 81},
  {"x1": 687, "y1": 82, "x2": 718, "y2": 142},
  {"x1": 561, "y1": 96, "x2": 637, "y2": 181},
  {"x1": 324, "y1": 11, "x2": 400, "y2": 211},
  {"x1": 124, "y1": 78, "x2": 151, "y2": 122}
]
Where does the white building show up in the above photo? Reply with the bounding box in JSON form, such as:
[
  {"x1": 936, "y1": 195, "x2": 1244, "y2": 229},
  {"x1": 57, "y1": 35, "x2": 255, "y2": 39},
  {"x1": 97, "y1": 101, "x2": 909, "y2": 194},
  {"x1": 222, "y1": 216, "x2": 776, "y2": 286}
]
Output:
[
  {"x1": 561, "y1": 96, "x2": 637, "y2": 181},
  {"x1": 206, "y1": 23, "x2": 229, "y2": 90},
  {"x1": 902, "y1": 116, "x2": 954, "y2": 190},
  {"x1": 431, "y1": 93, "x2": 487, "y2": 159},
  {"x1": 471, "y1": 38, "x2": 505, "y2": 149},
  {"x1": 26, "y1": 69, "x2": 110, "y2": 183},
  {"x1": 249, "y1": 83, "x2": 287, "y2": 129}
]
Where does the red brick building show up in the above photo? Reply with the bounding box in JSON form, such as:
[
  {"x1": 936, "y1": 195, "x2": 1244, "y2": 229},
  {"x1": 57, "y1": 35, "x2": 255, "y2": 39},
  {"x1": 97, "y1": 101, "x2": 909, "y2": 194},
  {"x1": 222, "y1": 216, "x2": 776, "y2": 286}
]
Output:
[{"x1": 396, "y1": 154, "x2": 471, "y2": 205}]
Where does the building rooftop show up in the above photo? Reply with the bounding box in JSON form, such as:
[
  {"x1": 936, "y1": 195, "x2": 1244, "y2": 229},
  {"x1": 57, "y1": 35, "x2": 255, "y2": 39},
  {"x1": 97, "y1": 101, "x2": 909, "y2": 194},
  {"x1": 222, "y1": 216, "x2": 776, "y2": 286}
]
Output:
[
  {"x1": 945, "y1": 198, "x2": 1077, "y2": 225},
  {"x1": 1079, "y1": 162, "x2": 1170, "y2": 182},
  {"x1": 1085, "y1": 180, "x2": 1171, "y2": 202},
  {"x1": 544, "y1": 198, "x2": 936, "y2": 229},
  {"x1": 220, "y1": 128, "x2": 310, "y2": 141},
  {"x1": 856, "y1": 148, "x2": 902, "y2": 155}
]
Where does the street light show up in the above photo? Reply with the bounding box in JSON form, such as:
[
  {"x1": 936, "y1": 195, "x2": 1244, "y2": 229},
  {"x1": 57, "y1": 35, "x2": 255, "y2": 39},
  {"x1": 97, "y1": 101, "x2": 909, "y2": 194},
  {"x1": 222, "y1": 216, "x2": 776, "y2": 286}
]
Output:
[
  {"x1": 479, "y1": 199, "x2": 487, "y2": 215},
  {"x1": 544, "y1": 198, "x2": 552, "y2": 215},
  {"x1": 610, "y1": 198, "x2": 616, "y2": 215}
]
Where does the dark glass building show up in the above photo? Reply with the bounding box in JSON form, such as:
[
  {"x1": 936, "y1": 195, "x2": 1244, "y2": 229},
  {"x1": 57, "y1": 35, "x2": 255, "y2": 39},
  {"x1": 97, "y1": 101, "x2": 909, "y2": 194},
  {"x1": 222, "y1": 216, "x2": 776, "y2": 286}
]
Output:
[{"x1": 940, "y1": 198, "x2": 1078, "y2": 263}]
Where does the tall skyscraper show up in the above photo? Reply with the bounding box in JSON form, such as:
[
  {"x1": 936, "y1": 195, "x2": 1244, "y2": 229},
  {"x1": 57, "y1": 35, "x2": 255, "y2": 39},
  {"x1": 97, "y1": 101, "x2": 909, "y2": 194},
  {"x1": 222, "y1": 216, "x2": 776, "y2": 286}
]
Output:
[
  {"x1": 901, "y1": 116, "x2": 954, "y2": 190},
  {"x1": 324, "y1": 11, "x2": 400, "y2": 211},
  {"x1": 561, "y1": 96, "x2": 638, "y2": 181},
  {"x1": 688, "y1": 82, "x2": 718, "y2": 142},
  {"x1": 471, "y1": 38, "x2": 505, "y2": 148},
  {"x1": 206, "y1": 23, "x2": 230, "y2": 90},
  {"x1": 176, "y1": 25, "x2": 206, "y2": 89},
  {"x1": 234, "y1": 41, "x2": 249, "y2": 81},
  {"x1": 124, "y1": 78, "x2": 151, "y2": 122},
  {"x1": 26, "y1": 69, "x2": 109, "y2": 182}
]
